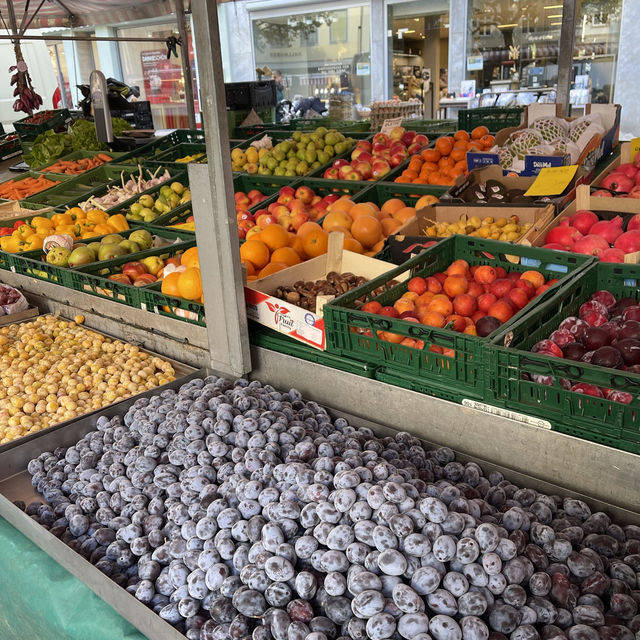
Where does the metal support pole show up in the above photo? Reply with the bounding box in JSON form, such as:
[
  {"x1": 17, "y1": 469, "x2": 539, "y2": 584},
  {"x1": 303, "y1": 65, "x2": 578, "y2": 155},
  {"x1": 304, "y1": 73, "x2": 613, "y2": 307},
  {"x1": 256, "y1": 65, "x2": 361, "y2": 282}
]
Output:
[
  {"x1": 556, "y1": 0, "x2": 578, "y2": 116},
  {"x1": 175, "y1": 0, "x2": 197, "y2": 130},
  {"x1": 189, "y1": 0, "x2": 251, "y2": 378},
  {"x1": 6, "y1": 0, "x2": 19, "y2": 36}
]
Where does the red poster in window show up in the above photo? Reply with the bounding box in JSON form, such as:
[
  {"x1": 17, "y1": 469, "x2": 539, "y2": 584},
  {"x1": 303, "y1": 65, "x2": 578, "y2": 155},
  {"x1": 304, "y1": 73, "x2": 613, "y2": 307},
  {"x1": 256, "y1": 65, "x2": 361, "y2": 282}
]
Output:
[{"x1": 140, "y1": 49, "x2": 183, "y2": 104}]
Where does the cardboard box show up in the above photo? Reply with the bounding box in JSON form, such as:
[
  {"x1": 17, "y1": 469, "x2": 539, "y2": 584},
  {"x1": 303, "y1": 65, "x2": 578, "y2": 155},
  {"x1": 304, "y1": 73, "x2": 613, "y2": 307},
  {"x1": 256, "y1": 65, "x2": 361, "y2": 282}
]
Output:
[
  {"x1": 412, "y1": 202, "x2": 555, "y2": 244},
  {"x1": 244, "y1": 234, "x2": 401, "y2": 350},
  {"x1": 525, "y1": 200, "x2": 640, "y2": 264},
  {"x1": 577, "y1": 142, "x2": 640, "y2": 214},
  {"x1": 443, "y1": 164, "x2": 580, "y2": 212},
  {"x1": 467, "y1": 103, "x2": 621, "y2": 177}
]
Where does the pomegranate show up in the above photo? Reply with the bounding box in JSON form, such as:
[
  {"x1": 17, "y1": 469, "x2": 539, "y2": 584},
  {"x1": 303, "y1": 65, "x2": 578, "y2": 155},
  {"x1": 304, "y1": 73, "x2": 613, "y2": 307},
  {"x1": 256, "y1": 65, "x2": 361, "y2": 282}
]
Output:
[
  {"x1": 614, "y1": 230, "x2": 640, "y2": 254},
  {"x1": 605, "y1": 389, "x2": 633, "y2": 404},
  {"x1": 570, "y1": 383, "x2": 604, "y2": 397},
  {"x1": 569, "y1": 210, "x2": 599, "y2": 235},
  {"x1": 588, "y1": 218, "x2": 623, "y2": 244},
  {"x1": 573, "y1": 234, "x2": 609, "y2": 257},
  {"x1": 627, "y1": 214, "x2": 640, "y2": 232},
  {"x1": 544, "y1": 225, "x2": 583, "y2": 249},
  {"x1": 601, "y1": 172, "x2": 634, "y2": 193},
  {"x1": 600, "y1": 248, "x2": 625, "y2": 263}
]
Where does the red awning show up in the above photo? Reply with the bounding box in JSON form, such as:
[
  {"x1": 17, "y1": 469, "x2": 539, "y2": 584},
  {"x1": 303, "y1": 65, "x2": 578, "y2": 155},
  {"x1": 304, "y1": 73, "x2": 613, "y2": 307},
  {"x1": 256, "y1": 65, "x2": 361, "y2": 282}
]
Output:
[{"x1": 0, "y1": 0, "x2": 175, "y2": 29}]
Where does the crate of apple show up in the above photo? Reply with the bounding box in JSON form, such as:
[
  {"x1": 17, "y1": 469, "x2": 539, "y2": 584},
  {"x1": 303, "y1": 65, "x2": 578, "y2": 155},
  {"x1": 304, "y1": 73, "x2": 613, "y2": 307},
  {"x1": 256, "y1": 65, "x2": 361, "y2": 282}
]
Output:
[
  {"x1": 234, "y1": 189, "x2": 270, "y2": 212},
  {"x1": 529, "y1": 291, "x2": 640, "y2": 403},
  {"x1": 236, "y1": 185, "x2": 341, "y2": 239},
  {"x1": 542, "y1": 208, "x2": 640, "y2": 261},
  {"x1": 105, "y1": 255, "x2": 180, "y2": 287},
  {"x1": 322, "y1": 128, "x2": 428, "y2": 181}
]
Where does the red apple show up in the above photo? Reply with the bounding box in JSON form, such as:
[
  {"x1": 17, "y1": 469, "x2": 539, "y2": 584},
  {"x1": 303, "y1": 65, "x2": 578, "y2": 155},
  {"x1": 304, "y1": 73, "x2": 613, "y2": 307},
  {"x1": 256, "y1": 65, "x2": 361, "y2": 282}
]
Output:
[
  {"x1": 332, "y1": 158, "x2": 349, "y2": 169},
  {"x1": 323, "y1": 168, "x2": 339, "y2": 180},
  {"x1": 122, "y1": 261, "x2": 148, "y2": 280},
  {"x1": 133, "y1": 273, "x2": 157, "y2": 286},
  {"x1": 295, "y1": 186, "x2": 314, "y2": 204},
  {"x1": 108, "y1": 273, "x2": 132, "y2": 285}
]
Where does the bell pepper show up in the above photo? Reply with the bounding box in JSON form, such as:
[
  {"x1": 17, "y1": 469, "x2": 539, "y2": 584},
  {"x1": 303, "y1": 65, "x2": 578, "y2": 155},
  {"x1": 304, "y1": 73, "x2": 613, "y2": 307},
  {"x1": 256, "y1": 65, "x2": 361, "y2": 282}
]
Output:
[
  {"x1": 31, "y1": 216, "x2": 54, "y2": 229},
  {"x1": 86, "y1": 209, "x2": 109, "y2": 224},
  {"x1": 92, "y1": 223, "x2": 115, "y2": 236},
  {"x1": 51, "y1": 213, "x2": 72, "y2": 227},
  {"x1": 106, "y1": 213, "x2": 129, "y2": 232}
]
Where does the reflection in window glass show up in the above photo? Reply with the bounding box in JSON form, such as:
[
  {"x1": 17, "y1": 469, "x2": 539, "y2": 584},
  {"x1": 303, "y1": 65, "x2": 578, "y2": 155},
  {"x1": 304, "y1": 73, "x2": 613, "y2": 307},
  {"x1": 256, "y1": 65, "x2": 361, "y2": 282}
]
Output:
[
  {"x1": 117, "y1": 23, "x2": 199, "y2": 129},
  {"x1": 252, "y1": 6, "x2": 371, "y2": 112},
  {"x1": 573, "y1": 0, "x2": 622, "y2": 105}
]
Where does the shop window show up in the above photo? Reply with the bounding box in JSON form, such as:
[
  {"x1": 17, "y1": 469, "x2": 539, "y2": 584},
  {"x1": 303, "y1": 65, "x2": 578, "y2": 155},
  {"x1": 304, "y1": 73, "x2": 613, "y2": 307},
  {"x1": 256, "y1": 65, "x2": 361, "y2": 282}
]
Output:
[
  {"x1": 116, "y1": 23, "x2": 199, "y2": 129},
  {"x1": 252, "y1": 6, "x2": 371, "y2": 113}
]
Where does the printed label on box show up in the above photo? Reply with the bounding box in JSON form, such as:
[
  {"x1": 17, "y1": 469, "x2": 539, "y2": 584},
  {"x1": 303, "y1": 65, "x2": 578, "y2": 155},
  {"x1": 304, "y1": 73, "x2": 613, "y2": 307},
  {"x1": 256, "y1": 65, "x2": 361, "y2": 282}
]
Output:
[{"x1": 466, "y1": 152, "x2": 500, "y2": 171}]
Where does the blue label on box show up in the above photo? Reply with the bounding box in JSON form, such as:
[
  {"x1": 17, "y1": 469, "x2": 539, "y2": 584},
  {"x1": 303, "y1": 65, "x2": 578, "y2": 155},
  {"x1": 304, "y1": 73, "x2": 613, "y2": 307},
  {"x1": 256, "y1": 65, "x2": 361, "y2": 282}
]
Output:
[
  {"x1": 466, "y1": 152, "x2": 500, "y2": 171},
  {"x1": 523, "y1": 154, "x2": 568, "y2": 176}
]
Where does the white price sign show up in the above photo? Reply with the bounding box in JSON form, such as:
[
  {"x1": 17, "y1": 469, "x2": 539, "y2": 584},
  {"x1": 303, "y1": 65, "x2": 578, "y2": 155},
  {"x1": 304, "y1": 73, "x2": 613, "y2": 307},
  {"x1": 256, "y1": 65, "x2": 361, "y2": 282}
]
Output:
[{"x1": 380, "y1": 117, "x2": 403, "y2": 134}]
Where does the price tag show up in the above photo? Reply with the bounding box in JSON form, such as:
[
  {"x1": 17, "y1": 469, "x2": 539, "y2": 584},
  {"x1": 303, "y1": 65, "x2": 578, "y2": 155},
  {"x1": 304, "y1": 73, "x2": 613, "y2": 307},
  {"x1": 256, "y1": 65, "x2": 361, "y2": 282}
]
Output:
[
  {"x1": 524, "y1": 165, "x2": 579, "y2": 197},
  {"x1": 380, "y1": 117, "x2": 403, "y2": 135},
  {"x1": 631, "y1": 137, "x2": 640, "y2": 162}
]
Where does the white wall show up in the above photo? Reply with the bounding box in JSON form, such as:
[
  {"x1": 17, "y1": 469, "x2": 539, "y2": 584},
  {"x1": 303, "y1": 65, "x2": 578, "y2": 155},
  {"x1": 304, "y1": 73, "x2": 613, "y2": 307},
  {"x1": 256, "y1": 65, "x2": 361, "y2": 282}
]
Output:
[
  {"x1": 614, "y1": 0, "x2": 640, "y2": 139},
  {"x1": 0, "y1": 41, "x2": 59, "y2": 130}
]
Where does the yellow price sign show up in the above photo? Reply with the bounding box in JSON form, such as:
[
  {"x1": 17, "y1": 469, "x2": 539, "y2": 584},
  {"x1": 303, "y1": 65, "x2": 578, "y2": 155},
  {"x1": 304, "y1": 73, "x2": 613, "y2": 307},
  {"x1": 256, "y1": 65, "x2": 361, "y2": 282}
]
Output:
[
  {"x1": 630, "y1": 137, "x2": 640, "y2": 162},
  {"x1": 524, "y1": 165, "x2": 579, "y2": 197}
]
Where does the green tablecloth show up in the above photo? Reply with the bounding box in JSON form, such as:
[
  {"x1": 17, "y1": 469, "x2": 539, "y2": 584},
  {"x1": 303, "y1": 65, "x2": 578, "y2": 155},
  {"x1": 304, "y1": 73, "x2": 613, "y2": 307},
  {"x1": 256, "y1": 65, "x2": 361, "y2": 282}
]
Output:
[{"x1": 0, "y1": 516, "x2": 148, "y2": 640}]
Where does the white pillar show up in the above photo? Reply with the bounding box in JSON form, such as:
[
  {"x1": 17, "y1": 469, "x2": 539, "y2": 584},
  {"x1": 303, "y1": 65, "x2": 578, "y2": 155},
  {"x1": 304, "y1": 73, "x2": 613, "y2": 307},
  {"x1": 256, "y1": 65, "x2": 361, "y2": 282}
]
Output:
[
  {"x1": 62, "y1": 35, "x2": 80, "y2": 108},
  {"x1": 221, "y1": 1, "x2": 254, "y2": 82},
  {"x1": 94, "y1": 26, "x2": 123, "y2": 80},
  {"x1": 370, "y1": 0, "x2": 387, "y2": 101},
  {"x1": 448, "y1": 0, "x2": 468, "y2": 97},
  {"x1": 613, "y1": 0, "x2": 640, "y2": 139}
]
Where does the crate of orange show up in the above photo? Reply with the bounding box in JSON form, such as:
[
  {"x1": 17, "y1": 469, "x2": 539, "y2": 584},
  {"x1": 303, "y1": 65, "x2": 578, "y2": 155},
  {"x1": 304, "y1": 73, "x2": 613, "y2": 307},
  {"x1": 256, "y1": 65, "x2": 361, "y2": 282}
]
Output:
[
  {"x1": 393, "y1": 128, "x2": 495, "y2": 187},
  {"x1": 323, "y1": 235, "x2": 593, "y2": 400},
  {"x1": 245, "y1": 232, "x2": 401, "y2": 350}
]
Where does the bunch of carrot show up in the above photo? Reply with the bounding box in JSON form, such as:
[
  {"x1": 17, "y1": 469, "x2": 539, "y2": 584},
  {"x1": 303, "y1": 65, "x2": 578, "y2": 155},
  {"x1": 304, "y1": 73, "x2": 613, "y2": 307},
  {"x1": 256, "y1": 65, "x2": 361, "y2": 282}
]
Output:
[
  {"x1": 42, "y1": 153, "x2": 114, "y2": 174},
  {"x1": 0, "y1": 176, "x2": 60, "y2": 200}
]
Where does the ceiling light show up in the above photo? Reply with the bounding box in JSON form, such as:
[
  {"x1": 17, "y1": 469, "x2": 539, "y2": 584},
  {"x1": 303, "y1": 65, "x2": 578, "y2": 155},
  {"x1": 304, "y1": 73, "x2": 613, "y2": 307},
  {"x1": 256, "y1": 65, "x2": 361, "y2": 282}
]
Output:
[
  {"x1": 414, "y1": 18, "x2": 419, "y2": 22},
  {"x1": 544, "y1": 4, "x2": 563, "y2": 8},
  {"x1": 405, "y1": 30, "x2": 415, "y2": 34},
  {"x1": 497, "y1": 24, "x2": 518, "y2": 28},
  {"x1": 547, "y1": 14, "x2": 562, "y2": 18},
  {"x1": 550, "y1": 21, "x2": 562, "y2": 25}
]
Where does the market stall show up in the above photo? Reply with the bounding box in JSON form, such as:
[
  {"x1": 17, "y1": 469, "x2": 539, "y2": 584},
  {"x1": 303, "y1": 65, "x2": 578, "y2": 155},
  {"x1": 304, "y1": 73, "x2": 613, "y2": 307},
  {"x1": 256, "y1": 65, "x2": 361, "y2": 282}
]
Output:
[{"x1": 0, "y1": 0, "x2": 639, "y2": 638}]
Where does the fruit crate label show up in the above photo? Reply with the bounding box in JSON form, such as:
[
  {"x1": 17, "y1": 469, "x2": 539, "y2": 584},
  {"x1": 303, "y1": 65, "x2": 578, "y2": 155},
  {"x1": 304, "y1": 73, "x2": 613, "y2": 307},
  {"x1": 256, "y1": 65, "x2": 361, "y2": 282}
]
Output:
[
  {"x1": 462, "y1": 399, "x2": 552, "y2": 429},
  {"x1": 524, "y1": 165, "x2": 578, "y2": 197},
  {"x1": 381, "y1": 118, "x2": 403, "y2": 134},
  {"x1": 631, "y1": 137, "x2": 640, "y2": 162}
]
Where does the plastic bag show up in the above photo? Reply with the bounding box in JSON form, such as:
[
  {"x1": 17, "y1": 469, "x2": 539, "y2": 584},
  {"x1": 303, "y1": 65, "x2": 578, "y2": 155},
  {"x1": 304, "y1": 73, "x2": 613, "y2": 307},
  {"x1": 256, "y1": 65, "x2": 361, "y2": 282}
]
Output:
[{"x1": 0, "y1": 284, "x2": 28, "y2": 315}]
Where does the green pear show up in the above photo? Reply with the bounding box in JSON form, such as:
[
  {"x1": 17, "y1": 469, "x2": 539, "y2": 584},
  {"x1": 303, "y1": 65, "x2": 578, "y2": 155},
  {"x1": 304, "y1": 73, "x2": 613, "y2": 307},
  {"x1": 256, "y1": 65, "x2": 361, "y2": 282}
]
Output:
[
  {"x1": 46, "y1": 247, "x2": 70, "y2": 267},
  {"x1": 119, "y1": 239, "x2": 140, "y2": 254},
  {"x1": 138, "y1": 194, "x2": 154, "y2": 209},
  {"x1": 98, "y1": 243, "x2": 127, "y2": 261},
  {"x1": 68, "y1": 246, "x2": 95, "y2": 267},
  {"x1": 170, "y1": 182, "x2": 185, "y2": 195},
  {"x1": 129, "y1": 229, "x2": 152, "y2": 251}
]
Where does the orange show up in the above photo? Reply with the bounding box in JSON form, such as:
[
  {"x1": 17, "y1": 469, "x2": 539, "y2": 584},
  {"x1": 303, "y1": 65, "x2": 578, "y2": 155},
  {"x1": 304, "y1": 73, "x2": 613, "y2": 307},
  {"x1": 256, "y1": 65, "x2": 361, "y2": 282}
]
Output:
[
  {"x1": 348, "y1": 202, "x2": 378, "y2": 221},
  {"x1": 381, "y1": 218, "x2": 402, "y2": 236},
  {"x1": 351, "y1": 215, "x2": 382, "y2": 249},
  {"x1": 270, "y1": 246, "x2": 301, "y2": 266},
  {"x1": 329, "y1": 225, "x2": 352, "y2": 238},
  {"x1": 395, "y1": 175, "x2": 413, "y2": 184},
  {"x1": 403, "y1": 169, "x2": 419, "y2": 181},
  {"x1": 428, "y1": 295, "x2": 454, "y2": 316},
  {"x1": 450, "y1": 148, "x2": 467, "y2": 163},
  {"x1": 242, "y1": 261, "x2": 256, "y2": 277},
  {"x1": 447, "y1": 259, "x2": 470, "y2": 275},
  {"x1": 415, "y1": 195, "x2": 439, "y2": 209},
  {"x1": 438, "y1": 156, "x2": 455, "y2": 172},
  {"x1": 371, "y1": 239, "x2": 385, "y2": 253},
  {"x1": 177, "y1": 267, "x2": 203, "y2": 301},
  {"x1": 322, "y1": 211, "x2": 352, "y2": 232},
  {"x1": 454, "y1": 130, "x2": 470, "y2": 142},
  {"x1": 382, "y1": 198, "x2": 406, "y2": 215},
  {"x1": 161, "y1": 271, "x2": 182, "y2": 297},
  {"x1": 421, "y1": 149, "x2": 441, "y2": 163},
  {"x1": 289, "y1": 235, "x2": 306, "y2": 259},
  {"x1": 343, "y1": 237, "x2": 364, "y2": 253},
  {"x1": 471, "y1": 125, "x2": 490, "y2": 140},
  {"x1": 180, "y1": 246, "x2": 200, "y2": 268},
  {"x1": 428, "y1": 173, "x2": 444, "y2": 185},
  {"x1": 296, "y1": 221, "x2": 323, "y2": 238},
  {"x1": 260, "y1": 224, "x2": 289, "y2": 251},
  {"x1": 421, "y1": 310, "x2": 446, "y2": 328},
  {"x1": 421, "y1": 161, "x2": 439, "y2": 173},
  {"x1": 328, "y1": 198, "x2": 355, "y2": 214},
  {"x1": 302, "y1": 229, "x2": 329, "y2": 258},
  {"x1": 435, "y1": 136, "x2": 454, "y2": 156},
  {"x1": 392, "y1": 207, "x2": 416, "y2": 224},
  {"x1": 240, "y1": 239, "x2": 270, "y2": 269},
  {"x1": 258, "y1": 262, "x2": 289, "y2": 278},
  {"x1": 480, "y1": 134, "x2": 495, "y2": 148}
]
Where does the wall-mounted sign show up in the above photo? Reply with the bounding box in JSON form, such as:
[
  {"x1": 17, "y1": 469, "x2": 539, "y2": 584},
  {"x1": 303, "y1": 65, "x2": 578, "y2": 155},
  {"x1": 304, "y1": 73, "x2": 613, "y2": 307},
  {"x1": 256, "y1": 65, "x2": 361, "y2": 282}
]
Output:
[
  {"x1": 467, "y1": 55, "x2": 483, "y2": 71},
  {"x1": 356, "y1": 62, "x2": 370, "y2": 76}
]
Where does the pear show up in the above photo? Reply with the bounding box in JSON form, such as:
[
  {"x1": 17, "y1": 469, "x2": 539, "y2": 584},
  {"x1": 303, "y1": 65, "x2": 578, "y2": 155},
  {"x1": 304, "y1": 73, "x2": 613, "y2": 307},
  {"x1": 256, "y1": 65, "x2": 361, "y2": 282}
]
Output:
[
  {"x1": 46, "y1": 247, "x2": 71, "y2": 267},
  {"x1": 138, "y1": 194, "x2": 154, "y2": 209},
  {"x1": 101, "y1": 234, "x2": 124, "y2": 245},
  {"x1": 68, "y1": 246, "x2": 95, "y2": 267},
  {"x1": 98, "y1": 243, "x2": 127, "y2": 261},
  {"x1": 129, "y1": 229, "x2": 152, "y2": 251},
  {"x1": 119, "y1": 239, "x2": 140, "y2": 254},
  {"x1": 170, "y1": 182, "x2": 185, "y2": 195}
]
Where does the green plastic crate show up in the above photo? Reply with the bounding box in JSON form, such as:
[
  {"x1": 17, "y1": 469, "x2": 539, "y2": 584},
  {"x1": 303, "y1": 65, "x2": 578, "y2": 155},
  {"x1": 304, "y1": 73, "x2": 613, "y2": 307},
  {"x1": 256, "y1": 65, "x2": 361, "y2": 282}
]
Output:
[
  {"x1": 32, "y1": 150, "x2": 128, "y2": 173},
  {"x1": 129, "y1": 129, "x2": 205, "y2": 161},
  {"x1": 13, "y1": 109, "x2": 72, "y2": 140},
  {"x1": 144, "y1": 142, "x2": 206, "y2": 167},
  {"x1": 324, "y1": 236, "x2": 594, "y2": 400},
  {"x1": 457, "y1": 107, "x2": 523, "y2": 133},
  {"x1": 0, "y1": 171, "x2": 71, "y2": 202},
  {"x1": 0, "y1": 133, "x2": 20, "y2": 162},
  {"x1": 249, "y1": 322, "x2": 378, "y2": 378},
  {"x1": 487, "y1": 261, "x2": 640, "y2": 454},
  {"x1": 21, "y1": 164, "x2": 138, "y2": 208},
  {"x1": 402, "y1": 119, "x2": 457, "y2": 135},
  {"x1": 357, "y1": 182, "x2": 449, "y2": 206},
  {"x1": 138, "y1": 282, "x2": 205, "y2": 326},
  {"x1": 14, "y1": 227, "x2": 194, "y2": 297}
]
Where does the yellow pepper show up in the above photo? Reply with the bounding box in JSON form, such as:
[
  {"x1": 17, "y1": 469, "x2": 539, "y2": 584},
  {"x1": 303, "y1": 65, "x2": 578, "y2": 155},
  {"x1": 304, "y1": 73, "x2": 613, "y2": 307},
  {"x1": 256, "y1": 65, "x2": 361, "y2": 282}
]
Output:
[
  {"x1": 66, "y1": 207, "x2": 85, "y2": 221},
  {"x1": 57, "y1": 224, "x2": 82, "y2": 239},
  {"x1": 51, "y1": 213, "x2": 72, "y2": 227},
  {"x1": 0, "y1": 236, "x2": 19, "y2": 253},
  {"x1": 92, "y1": 223, "x2": 115, "y2": 236},
  {"x1": 14, "y1": 224, "x2": 34, "y2": 240},
  {"x1": 24, "y1": 234, "x2": 44, "y2": 250},
  {"x1": 31, "y1": 216, "x2": 54, "y2": 229},
  {"x1": 86, "y1": 209, "x2": 109, "y2": 224},
  {"x1": 106, "y1": 214, "x2": 129, "y2": 232}
]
